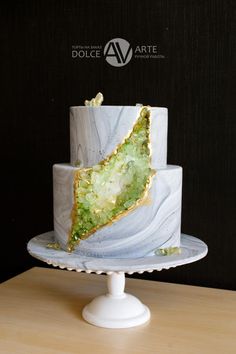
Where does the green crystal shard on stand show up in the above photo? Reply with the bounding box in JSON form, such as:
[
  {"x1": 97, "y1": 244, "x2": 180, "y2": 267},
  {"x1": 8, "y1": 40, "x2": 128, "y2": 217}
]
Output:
[
  {"x1": 46, "y1": 242, "x2": 61, "y2": 250},
  {"x1": 155, "y1": 247, "x2": 181, "y2": 256},
  {"x1": 68, "y1": 106, "x2": 154, "y2": 251}
]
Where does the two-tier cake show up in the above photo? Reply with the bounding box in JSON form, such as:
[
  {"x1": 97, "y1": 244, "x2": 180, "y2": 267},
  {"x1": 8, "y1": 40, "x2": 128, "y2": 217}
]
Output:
[{"x1": 52, "y1": 93, "x2": 182, "y2": 258}]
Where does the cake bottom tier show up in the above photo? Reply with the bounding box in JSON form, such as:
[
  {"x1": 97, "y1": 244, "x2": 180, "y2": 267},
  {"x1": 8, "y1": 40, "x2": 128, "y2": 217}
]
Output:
[{"x1": 53, "y1": 164, "x2": 182, "y2": 258}]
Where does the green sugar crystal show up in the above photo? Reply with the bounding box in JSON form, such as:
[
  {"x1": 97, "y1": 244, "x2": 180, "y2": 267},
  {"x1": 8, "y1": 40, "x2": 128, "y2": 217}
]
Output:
[
  {"x1": 155, "y1": 247, "x2": 181, "y2": 256},
  {"x1": 68, "y1": 107, "x2": 154, "y2": 251}
]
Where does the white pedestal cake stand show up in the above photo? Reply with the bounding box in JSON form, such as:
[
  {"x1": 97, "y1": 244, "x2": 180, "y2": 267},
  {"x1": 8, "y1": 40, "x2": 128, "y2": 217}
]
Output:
[{"x1": 27, "y1": 231, "x2": 207, "y2": 329}]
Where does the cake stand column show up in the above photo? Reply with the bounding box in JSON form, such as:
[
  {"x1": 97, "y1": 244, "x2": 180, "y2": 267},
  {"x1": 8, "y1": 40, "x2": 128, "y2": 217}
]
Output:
[{"x1": 82, "y1": 272, "x2": 150, "y2": 328}]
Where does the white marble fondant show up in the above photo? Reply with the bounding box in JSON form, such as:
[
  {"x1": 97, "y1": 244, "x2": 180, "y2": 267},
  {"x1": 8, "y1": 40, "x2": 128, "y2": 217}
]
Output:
[
  {"x1": 53, "y1": 164, "x2": 182, "y2": 258},
  {"x1": 70, "y1": 106, "x2": 168, "y2": 168}
]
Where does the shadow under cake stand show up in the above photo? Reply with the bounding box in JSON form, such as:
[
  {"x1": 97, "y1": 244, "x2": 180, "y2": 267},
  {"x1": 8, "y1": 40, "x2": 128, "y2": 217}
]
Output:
[{"x1": 27, "y1": 231, "x2": 207, "y2": 329}]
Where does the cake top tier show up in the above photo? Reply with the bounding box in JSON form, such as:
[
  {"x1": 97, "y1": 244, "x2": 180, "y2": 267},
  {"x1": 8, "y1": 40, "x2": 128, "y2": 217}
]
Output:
[{"x1": 70, "y1": 94, "x2": 168, "y2": 169}]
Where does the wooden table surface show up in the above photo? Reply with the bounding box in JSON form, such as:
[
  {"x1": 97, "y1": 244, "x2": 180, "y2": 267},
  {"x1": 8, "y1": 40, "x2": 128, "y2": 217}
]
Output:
[{"x1": 0, "y1": 267, "x2": 235, "y2": 354}]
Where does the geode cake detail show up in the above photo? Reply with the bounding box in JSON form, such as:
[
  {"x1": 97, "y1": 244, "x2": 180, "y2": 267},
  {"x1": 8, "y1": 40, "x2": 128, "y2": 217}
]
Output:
[
  {"x1": 53, "y1": 97, "x2": 182, "y2": 258},
  {"x1": 68, "y1": 107, "x2": 155, "y2": 251}
]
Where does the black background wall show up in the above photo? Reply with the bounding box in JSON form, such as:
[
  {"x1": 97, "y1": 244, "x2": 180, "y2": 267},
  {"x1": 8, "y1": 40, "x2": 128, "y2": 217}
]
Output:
[{"x1": 1, "y1": 0, "x2": 235, "y2": 290}]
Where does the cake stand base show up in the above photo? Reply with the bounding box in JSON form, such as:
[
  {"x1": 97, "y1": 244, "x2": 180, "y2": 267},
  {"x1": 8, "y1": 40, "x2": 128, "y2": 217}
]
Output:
[
  {"x1": 82, "y1": 272, "x2": 150, "y2": 328},
  {"x1": 27, "y1": 232, "x2": 207, "y2": 328}
]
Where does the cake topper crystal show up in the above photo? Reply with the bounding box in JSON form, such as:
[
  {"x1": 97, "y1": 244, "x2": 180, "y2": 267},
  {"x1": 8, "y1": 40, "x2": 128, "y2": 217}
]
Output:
[{"x1": 84, "y1": 92, "x2": 104, "y2": 107}]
